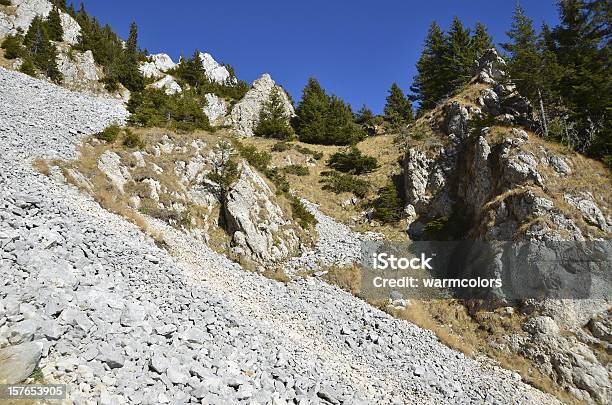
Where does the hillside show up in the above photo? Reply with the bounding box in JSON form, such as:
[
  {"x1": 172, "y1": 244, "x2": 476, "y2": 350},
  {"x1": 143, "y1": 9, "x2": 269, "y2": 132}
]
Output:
[{"x1": 0, "y1": 1, "x2": 610, "y2": 404}]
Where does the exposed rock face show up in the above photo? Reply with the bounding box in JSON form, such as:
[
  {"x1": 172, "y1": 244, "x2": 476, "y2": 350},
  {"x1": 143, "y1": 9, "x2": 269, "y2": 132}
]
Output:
[
  {"x1": 472, "y1": 48, "x2": 506, "y2": 84},
  {"x1": 151, "y1": 75, "x2": 182, "y2": 95},
  {"x1": 199, "y1": 52, "x2": 234, "y2": 84},
  {"x1": 139, "y1": 53, "x2": 176, "y2": 79},
  {"x1": 226, "y1": 74, "x2": 294, "y2": 137},
  {"x1": 58, "y1": 10, "x2": 80, "y2": 45},
  {"x1": 202, "y1": 93, "x2": 227, "y2": 124},
  {"x1": 403, "y1": 49, "x2": 612, "y2": 403},
  {"x1": 0, "y1": 0, "x2": 80, "y2": 45},
  {"x1": 97, "y1": 151, "x2": 131, "y2": 192},
  {"x1": 223, "y1": 160, "x2": 301, "y2": 266},
  {"x1": 56, "y1": 46, "x2": 105, "y2": 94},
  {"x1": 0, "y1": 341, "x2": 44, "y2": 384}
]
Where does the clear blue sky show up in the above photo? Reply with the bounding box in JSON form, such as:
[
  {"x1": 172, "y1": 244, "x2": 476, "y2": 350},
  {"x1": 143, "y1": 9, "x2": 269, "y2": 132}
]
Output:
[{"x1": 75, "y1": 0, "x2": 559, "y2": 113}]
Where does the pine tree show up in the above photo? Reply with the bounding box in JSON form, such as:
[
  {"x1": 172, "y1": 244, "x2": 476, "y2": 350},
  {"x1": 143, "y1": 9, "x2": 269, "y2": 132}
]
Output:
[
  {"x1": 372, "y1": 182, "x2": 403, "y2": 223},
  {"x1": 354, "y1": 105, "x2": 374, "y2": 125},
  {"x1": 410, "y1": 22, "x2": 448, "y2": 112},
  {"x1": 550, "y1": 0, "x2": 611, "y2": 158},
  {"x1": 294, "y1": 78, "x2": 363, "y2": 145},
  {"x1": 254, "y1": 87, "x2": 294, "y2": 140},
  {"x1": 116, "y1": 22, "x2": 144, "y2": 91},
  {"x1": 443, "y1": 17, "x2": 473, "y2": 91},
  {"x1": 46, "y1": 7, "x2": 64, "y2": 42},
  {"x1": 294, "y1": 78, "x2": 329, "y2": 144},
  {"x1": 501, "y1": 3, "x2": 543, "y2": 101},
  {"x1": 1, "y1": 35, "x2": 24, "y2": 59},
  {"x1": 23, "y1": 16, "x2": 62, "y2": 83},
  {"x1": 471, "y1": 22, "x2": 493, "y2": 58},
  {"x1": 384, "y1": 83, "x2": 413, "y2": 128}
]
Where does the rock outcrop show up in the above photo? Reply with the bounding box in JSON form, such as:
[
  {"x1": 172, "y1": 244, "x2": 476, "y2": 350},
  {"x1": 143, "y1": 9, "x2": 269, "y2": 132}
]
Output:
[
  {"x1": 202, "y1": 93, "x2": 228, "y2": 124},
  {"x1": 223, "y1": 160, "x2": 302, "y2": 266},
  {"x1": 0, "y1": 0, "x2": 81, "y2": 45},
  {"x1": 151, "y1": 74, "x2": 182, "y2": 95},
  {"x1": 56, "y1": 45, "x2": 105, "y2": 94},
  {"x1": 139, "y1": 53, "x2": 176, "y2": 79},
  {"x1": 402, "y1": 49, "x2": 611, "y2": 403},
  {"x1": 199, "y1": 52, "x2": 234, "y2": 84},
  {"x1": 226, "y1": 73, "x2": 294, "y2": 137}
]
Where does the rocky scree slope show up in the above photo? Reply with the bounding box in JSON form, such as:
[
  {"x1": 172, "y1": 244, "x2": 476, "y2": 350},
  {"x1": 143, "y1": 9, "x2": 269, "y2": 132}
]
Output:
[
  {"x1": 0, "y1": 66, "x2": 563, "y2": 404},
  {"x1": 402, "y1": 49, "x2": 611, "y2": 403}
]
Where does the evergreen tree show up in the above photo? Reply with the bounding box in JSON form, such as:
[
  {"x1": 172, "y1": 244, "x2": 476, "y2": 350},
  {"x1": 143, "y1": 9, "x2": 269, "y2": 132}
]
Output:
[
  {"x1": 410, "y1": 22, "x2": 448, "y2": 112},
  {"x1": 294, "y1": 78, "x2": 329, "y2": 144},
  {"x1": 23, "y1": 16, "x2": 62, "y2": 83},
  {"x1": 443, "y1": 17, "x2": 473, "y2": 91},
  {"x1": 354, "y1": 105, "x2": 374, "y2": 125},
  {"x1": 372, "y1": 182, "x2": 403, "y2": 223},
  {"x1": 384, "y1": 83, "x2": 413, "y2": 128},
  {"x1": 19, "y1": 57, "x2": 36, "y2": 77},
  {"x1": 471, "y1": 22, "x2": 493, "y2": 58},
  {"x1": 254, "y1": 87, "x2": 294, "y2": 139},
  {"x1": 294, "y1": 78, "x2": 363, "y2": 145},
  {"x1": 117, "y1": 22, "x2": 144, "y2": 92},
  {"x1": 46, "y1": 7, "x2": 64, "y2": 42},
  {"x1": 501, "y1": 3, "x2": 544, "y2": 101},
  {"x1": 1, "y1": 35, "x2": 24, "y2": 59}
]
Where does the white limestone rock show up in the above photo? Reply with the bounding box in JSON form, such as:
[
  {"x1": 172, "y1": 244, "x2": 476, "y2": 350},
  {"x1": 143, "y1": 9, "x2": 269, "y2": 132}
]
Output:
[
  {"x1": 0, "y1": 0, "x2": 80, "y2": 45},
  {"x1": 226, "y1": 74, "x2": 294, "y2": 137},
  {"x1": 139, "y1": 53, "x2": 176, "y2": 79},
  {"x1": 199, "y1": 52, "x2": 235, "y2": 84},
  {"x1": 151, "y1": 75, "x2": 182, "y2": 95},
  {"x1": 202, "y1": 93, "x2": 227, "y2": 124},
  {"x1": 59, "y1": 10, "x2": 80, "y2": 45},
  {"x1": 57, "y1": 48, "x2": 98, "y2": 84}
]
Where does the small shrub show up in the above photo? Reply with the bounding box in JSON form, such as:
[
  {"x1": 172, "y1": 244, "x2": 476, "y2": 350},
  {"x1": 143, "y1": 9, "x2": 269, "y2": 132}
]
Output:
[
  {"x1": 0, "y1": 0, "x2": 12, "y2": 6},
  {"x1": 265, "y1": 167, "x2": 290, "y2": 194},
  {"x1": 409, "y1": 128, "x2": 428, "y2": 140},
  {"x1": 1, "y1": 35, "x2": 24, "y2": 59},
  {"x1": 284, "y1": 164, "x2": 309, "y2": 176},
  {"x1": 289, "y1": 196, "x2": 316, "y2": 228},
  {"x1": 122, "y1": 129, "x2": 145, "y2": 149},
  {"x1": 95, "y1": 124, "x2": 121, "y2": 143},
  {"x1": 235, "y1": 143, "x2": 272, "y2": 172},
  {"x1": 272, "y1": 141, "x2": 292, "y2": 152},
  {"x1": 371, "y1": 182, "x2": 403, "y2": 223},
  {"x1": 295, "y1": 145, "x2": 323, "y2": 160},
  {"x1": 327, "y1": 147, "x2": 379, "y2": 175},
  {"x1": 19, "y1": 57, "x2": 36, "y2": 77},
  {"x1": 602, "y1": 155, "x2": 612, "y2": 170},
  {"x1": 423, "y1": 216, "x2": 449, "y2": 240},
  {"x1": 320, "y1": 171, "x2": 370, "y2": 198}
]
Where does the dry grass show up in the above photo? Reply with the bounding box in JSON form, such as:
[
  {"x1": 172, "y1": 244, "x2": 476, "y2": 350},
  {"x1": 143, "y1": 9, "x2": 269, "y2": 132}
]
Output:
[
  {"x1": 241, "y1": 135, "x2": 408, "y2": 240},
  {"x1": 32, "y1": 158, "x2": 51, "y2": 176},
  {"x1": 322, "y1": 264, "x2": 362, "y2": 295}
]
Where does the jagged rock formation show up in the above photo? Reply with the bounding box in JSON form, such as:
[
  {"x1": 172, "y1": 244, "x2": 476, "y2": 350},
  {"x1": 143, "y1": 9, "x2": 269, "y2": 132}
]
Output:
[
  {"x1": 223, "y1": 160, "x2": 302, "y2": 267},
  {"x1": 0, "y1": 0, "x2": 80, "y2": 45},
  {"x1": 151, "y1": 74, "x2": 182, "y2": 95},
  {"x1": 139, "y1": 53, "x2": 176, "y2": 79},
  {"x1": 199, "y1": 52, "x2": 234, "y2": 84},
  {"x1": 202, "y1": 93, "x2": 227, "y2": 124},
  {"x1": 226, "y1": 73, "x2": 294, "y2": 137},
  {"x1": 402, "y1": 49, "x2": 611, "y2": 403},
  {"x1": 0, "y1": 64, "x2": 568, "y2": 405}
]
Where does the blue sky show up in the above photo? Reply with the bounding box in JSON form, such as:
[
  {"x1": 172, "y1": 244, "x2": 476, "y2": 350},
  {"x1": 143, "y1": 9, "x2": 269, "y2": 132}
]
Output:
[{"x1": 76, "y1": 1, "x2": 559, "y2": 113}]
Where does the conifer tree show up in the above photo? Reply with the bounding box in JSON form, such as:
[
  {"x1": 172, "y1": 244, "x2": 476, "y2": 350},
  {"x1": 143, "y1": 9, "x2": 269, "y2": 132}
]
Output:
[
  {"x1": 46, "y1": 7, "x2": 64, "y2": 42},
  {"x1": 294, "y1": 78, "x2": 329, "y2": 144},
  {"x1": 471, "y1": 22, "x2": 493, "y2": 58},
  {"x1": 254, "y1": 87, "x2": 294, "y2": 140},
  {"x1": 410, "y1": 22, "x2": 448, "y2": 112},
  {"x1": 443, "y1": 17, "x2": 473, "y2": 91},
  {"x1": 354, "y1": 105, "x2": 374, "y2": 125},
  {"x1": 501, "y1": 3, "x2": 543, "y2": 101},
  {"x1": 294, "y1": 78, "x2": 363, "y2": 145},
  {"x1": 117, "y1": 22, "x2": 144, "y2": 92},
  {"x1": 384, "y1": 83, "x2": 413, "y2": 128},
  {"x1": 23, "y1": 16, "x2": 62, "y2": 83}
]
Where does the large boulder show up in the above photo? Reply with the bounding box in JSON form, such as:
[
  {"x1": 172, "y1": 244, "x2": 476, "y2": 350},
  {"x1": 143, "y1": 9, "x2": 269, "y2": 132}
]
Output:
[
  {"x1": 223, "y1": 160, "x2": 301, "y2": 265},
  {"x1": 0, "y1": 341, "x2": 43, "y2": 384},
  {"x1": 226, "y1": 74, "x2": 294, "y2": 137},
  {"x1": 0, "y1": 0, "x2": 81, "y2": 45}
]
